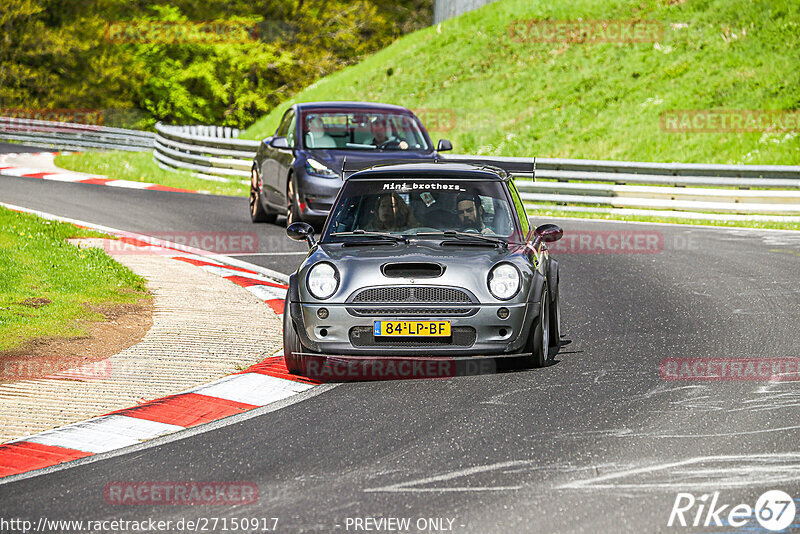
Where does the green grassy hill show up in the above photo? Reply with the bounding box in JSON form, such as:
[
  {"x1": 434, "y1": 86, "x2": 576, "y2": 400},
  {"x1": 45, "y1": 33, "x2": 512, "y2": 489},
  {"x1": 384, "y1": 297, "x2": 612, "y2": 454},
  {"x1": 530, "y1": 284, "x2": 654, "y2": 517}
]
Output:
[{"x1": 241, "y1": 0, "x2": 799, "y2": 165}]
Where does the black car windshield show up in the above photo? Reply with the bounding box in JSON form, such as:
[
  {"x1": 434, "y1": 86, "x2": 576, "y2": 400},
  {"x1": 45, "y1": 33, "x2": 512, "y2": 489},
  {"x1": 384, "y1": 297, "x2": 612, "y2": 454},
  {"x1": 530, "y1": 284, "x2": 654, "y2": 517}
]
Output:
[
  {"x1": 323, "y1": 178, "x2": 521, "y2": 242},
  {"x1": 301, "y1": 111, "x2": 430, "y2": 151}
]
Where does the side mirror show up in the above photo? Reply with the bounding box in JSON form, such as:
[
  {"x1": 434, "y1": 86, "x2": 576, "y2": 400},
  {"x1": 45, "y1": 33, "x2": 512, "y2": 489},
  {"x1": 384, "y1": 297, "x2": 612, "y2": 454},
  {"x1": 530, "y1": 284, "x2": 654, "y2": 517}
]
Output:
[
  {"x1": 287, "y1": 222, "x2": 316, "y2": 247},
  {"x1": 533, "y1": 223, "x2": 563, "y2": 244},
  {"x1": 437, "y1": 139, "x2": 453, "y2": 152},
  {"x1": 270, "y1": 136, "x2": 289, "y2": 149}
]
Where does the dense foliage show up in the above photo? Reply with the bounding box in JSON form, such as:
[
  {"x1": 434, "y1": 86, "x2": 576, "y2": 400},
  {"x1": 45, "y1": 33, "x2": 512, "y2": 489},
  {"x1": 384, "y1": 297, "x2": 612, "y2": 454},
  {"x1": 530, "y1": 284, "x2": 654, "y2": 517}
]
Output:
[{"x1": 0, "y1": 0, "x2": 432, "y2": 129}]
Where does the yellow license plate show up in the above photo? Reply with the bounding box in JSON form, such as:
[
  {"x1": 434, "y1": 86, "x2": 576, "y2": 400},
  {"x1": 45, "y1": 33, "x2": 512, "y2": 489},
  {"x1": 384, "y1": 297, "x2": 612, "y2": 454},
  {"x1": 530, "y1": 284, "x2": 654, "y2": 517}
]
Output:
[{"x1": 373, "y1": 320, "x2": 451, "y2": 337}]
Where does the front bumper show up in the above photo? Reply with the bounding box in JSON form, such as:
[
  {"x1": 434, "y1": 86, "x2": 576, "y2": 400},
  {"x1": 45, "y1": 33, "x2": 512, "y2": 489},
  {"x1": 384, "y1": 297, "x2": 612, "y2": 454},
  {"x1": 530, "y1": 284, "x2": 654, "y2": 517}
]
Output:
[
  {"x1": 289, "y1": 301, "x2": 539, "y2": 356},
  {"x1": 296, "y1": 171, "x2": 338, "y2": 220}
]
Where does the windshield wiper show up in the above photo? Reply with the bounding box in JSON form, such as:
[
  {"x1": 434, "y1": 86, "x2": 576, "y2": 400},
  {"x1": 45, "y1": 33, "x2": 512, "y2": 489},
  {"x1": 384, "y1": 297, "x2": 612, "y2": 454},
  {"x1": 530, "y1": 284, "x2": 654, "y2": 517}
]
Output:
[
  {"x1": 330, "y1": 230, "x2": 409, "y2": 243},
  {"x1": 417, "y1": 231, "x2": 508, "y2": 248}
]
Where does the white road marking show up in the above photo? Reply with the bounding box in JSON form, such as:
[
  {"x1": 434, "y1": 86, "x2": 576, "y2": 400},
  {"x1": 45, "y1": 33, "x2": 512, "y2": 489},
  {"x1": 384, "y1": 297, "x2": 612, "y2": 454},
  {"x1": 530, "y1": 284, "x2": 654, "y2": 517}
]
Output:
[
  {"x1": 20, "y1": 415, "x2": 184, "y2": 454},
  {"x1": 40, "y1": 174, "x2": 84, "y2": 182},
  {"x1": 191, "y1": 373, "x2": 313, "y2": 406},
  {"x1": 365, "y1": 460, "x2": 531, "y2": 493},
  {"x1": 532, "y1": 214, "x2": 800, "y2": 233},
  {"x1": 560, "y1": 453, "x2": 800, "y2": 490},
  {"x1": 104, "y1": 180, "x2": 153, "y2": 189},
  {"x1": 245, "y1": 284, "x2": 288, "y2": 301},
  {"x1": 0, "y1": 167, "x2": 41, "y2": 176}
]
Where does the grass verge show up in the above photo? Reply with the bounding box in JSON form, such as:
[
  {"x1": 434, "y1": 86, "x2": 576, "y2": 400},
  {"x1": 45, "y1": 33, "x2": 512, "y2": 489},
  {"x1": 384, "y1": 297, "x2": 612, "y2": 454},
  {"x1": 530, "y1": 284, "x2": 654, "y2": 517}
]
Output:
[
  {"x1": 54, "y1": 151, "x2": 249, "y2": 197},
  {"x1": 527, "y1": 207, "x2": 800, "y2": 231},
  {"x1": 0, "y1": 206, "x2": 150, "y2": 352}
]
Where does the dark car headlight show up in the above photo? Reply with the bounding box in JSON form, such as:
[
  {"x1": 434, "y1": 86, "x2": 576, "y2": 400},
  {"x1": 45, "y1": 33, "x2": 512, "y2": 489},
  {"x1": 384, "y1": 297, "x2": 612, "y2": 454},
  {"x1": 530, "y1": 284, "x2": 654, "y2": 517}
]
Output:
[
  {"x1": 305, "y1": 158, "x2": 339, "y2": 178},
  {"x1": 488, "y1": 263, "x2": 521, "y2": 300},
  {"x1": 307, "y1": 262, "x2": 340, "y2": 299}
]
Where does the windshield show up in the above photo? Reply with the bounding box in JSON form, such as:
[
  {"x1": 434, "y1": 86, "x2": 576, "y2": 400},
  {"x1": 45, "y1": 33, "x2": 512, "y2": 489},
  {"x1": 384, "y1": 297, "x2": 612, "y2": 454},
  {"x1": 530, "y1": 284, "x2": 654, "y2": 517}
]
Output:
[
  {"x1": 323, "y1": 178, "x2": 520, "y2": 242},
  {"x1": 301, "y1": 110, "x2": 430, "y2": 151}
]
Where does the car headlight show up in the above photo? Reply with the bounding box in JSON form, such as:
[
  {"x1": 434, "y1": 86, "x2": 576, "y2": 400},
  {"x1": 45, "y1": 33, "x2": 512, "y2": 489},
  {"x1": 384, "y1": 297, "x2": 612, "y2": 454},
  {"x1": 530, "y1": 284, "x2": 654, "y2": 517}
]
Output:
[
  {"x1": 305, "y1": 158, "x2": 339, "y2": 178},
  {"x1": 488, "y1": 263, "x2": 520, "y2": 300},
  {"x1": 307, "y1": 262, "x2": 339, "y2": 300}
]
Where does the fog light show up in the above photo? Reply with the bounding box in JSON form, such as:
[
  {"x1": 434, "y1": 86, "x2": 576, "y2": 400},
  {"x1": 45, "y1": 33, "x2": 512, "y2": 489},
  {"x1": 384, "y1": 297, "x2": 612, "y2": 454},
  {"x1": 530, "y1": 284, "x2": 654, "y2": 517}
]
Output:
[
  {"x1": 497, "y1": 307, "x2": 509, "y2": 319},
  {"x1": 317, "y1": 307, "x2": 329, "y2": 319}
]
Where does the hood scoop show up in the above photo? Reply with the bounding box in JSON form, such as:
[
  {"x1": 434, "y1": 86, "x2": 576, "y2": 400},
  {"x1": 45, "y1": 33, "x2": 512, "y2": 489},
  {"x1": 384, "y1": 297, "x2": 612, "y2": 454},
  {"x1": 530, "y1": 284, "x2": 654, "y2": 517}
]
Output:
[{"x1": 381, "y1": 262, "x2": 444, "y2": 278}]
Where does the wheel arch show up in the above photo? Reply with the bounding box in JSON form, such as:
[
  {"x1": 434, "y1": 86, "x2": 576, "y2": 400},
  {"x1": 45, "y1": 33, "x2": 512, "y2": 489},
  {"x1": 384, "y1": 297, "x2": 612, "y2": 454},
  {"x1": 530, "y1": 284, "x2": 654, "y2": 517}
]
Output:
[{"x1": 546, "y1": 259, "x2": 559, "y2": 303}]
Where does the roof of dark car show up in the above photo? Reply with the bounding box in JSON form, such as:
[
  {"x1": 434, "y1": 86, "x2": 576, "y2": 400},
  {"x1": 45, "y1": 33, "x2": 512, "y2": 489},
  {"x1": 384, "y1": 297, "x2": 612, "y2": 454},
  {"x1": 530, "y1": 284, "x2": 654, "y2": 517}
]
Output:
[
  {"x1": 347, "y1": 162, "x2": 510, "y2": 181},
  {"x1": 293, "y1": 101, "x2": 412, "y2": 113}
]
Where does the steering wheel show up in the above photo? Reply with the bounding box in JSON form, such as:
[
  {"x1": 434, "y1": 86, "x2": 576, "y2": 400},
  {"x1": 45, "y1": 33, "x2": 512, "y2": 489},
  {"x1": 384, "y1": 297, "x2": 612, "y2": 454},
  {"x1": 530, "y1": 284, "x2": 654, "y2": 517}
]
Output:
[{"x1": 376, "y1": 139, "x2": 402, "y2": 150}]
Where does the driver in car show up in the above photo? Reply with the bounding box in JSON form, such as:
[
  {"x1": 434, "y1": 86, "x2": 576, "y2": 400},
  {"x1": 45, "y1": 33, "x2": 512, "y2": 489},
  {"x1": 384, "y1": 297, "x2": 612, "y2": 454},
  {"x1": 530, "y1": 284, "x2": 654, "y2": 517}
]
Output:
[
  {"x1": 369, "y1": 117, "x2": 408, "y2": 150},
  {"x1": 456, "y1": 193, "x2": 495, "y2": 234}
]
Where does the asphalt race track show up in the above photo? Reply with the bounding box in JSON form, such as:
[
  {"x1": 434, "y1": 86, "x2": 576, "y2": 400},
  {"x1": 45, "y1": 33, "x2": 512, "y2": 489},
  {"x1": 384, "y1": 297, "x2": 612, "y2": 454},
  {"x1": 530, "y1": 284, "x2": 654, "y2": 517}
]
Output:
[
  {"x1": 2, "y1": 174, "x2": 800, "y2": 532},
  {"x1": 0, "y1": 142, "x2": 56, "y2": 154}
]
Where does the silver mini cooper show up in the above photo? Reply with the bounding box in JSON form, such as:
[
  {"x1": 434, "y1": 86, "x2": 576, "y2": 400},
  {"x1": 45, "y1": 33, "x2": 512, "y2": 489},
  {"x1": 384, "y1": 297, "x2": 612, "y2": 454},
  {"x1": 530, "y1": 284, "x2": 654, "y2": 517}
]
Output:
[{"x1": 283, "y1": 162, "x2": 563, "y2": 376}]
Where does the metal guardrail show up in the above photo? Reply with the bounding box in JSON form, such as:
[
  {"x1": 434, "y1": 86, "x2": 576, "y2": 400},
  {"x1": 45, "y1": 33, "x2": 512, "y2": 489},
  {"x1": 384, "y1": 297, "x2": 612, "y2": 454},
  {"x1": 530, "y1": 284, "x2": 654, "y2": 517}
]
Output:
[
  {"x1": 442, "y1": 154, "x2": 800, "y2": 215},
  {"x1": 0, "y1": 116, "x2": 154, "y2": 152},
  {"x1": 153, "y1": 122, "x2": 256, "y2": 183},
  {"x1": 434, "y1": 0, "x2": 498, "y2": 24},
  {"x1": 152, "y1": 123, "x2": 800, "y2": 214}
]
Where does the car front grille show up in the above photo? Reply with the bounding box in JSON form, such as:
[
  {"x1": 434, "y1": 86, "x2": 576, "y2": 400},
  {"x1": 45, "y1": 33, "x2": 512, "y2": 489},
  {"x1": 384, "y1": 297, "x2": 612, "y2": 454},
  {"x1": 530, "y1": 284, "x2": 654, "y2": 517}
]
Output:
[
  {"x1": 348, "y1": 326, "x2": 477, "y2": 347},
  {"x1": 350, "y1": 286, "x2": 473, "y2": 304},
  {"x1": 347, "y1": 306, "x2": 476, "y2": 317}
]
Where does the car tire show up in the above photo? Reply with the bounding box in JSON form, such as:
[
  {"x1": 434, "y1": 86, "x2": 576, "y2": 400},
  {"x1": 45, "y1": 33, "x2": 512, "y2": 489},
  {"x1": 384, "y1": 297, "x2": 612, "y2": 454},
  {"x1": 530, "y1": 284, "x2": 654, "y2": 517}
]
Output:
[
  {"x1": 548, "y1": 275, "x2": 561, "y2": 357},
  {"x1": 286, "y1": 176, "x2": 302, "y2": 226},
  {"x1": 250, "y1": 169, "x2": 277, "y2": 223},
  {"x1": 283, "y1": 295, "x2": 309, "y2": 375},
  {"x1": 522, "y1": 286, "x2": 550, "y2": 368}
]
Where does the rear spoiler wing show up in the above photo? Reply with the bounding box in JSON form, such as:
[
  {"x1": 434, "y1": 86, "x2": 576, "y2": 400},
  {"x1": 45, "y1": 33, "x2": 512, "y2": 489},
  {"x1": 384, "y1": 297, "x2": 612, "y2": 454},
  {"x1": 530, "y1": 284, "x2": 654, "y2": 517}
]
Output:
[{"x1": 437, "y1": 155, "x2": 536, "y2": 179}]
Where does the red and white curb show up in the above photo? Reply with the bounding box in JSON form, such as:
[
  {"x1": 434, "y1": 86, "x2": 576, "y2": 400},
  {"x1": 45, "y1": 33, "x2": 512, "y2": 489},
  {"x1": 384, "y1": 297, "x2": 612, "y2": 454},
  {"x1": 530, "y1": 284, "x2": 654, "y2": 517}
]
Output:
[
  {"x1": 0, "y1": 204, "x2": 313, "y2": 479},
  {"x1": 0, "y1": 152, "x2": 198, "y2": 194}
]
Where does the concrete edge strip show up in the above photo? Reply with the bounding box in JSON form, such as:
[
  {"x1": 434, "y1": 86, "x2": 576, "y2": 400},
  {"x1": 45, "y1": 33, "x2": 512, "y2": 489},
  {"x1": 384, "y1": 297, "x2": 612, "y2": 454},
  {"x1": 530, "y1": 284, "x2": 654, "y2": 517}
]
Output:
[
  {"x1": 0, "y1": 383, "x2": 339, "y2": 486},
  {"x1": 0, "y1": 153, "x2": 200, "y2": 194},
  {"x1": 0, "y1": 204, "x2": 313, "y2": 480}
]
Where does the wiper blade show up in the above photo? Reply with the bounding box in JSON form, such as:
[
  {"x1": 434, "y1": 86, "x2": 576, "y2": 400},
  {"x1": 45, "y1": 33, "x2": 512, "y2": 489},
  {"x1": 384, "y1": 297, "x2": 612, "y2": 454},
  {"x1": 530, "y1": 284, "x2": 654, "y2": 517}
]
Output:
[
  {"x1": 330, "y1": 230, "x2": 408, "y2": 243},
  {"x1": 417, "y1": 231, "x2": 507, "y2": 248}
]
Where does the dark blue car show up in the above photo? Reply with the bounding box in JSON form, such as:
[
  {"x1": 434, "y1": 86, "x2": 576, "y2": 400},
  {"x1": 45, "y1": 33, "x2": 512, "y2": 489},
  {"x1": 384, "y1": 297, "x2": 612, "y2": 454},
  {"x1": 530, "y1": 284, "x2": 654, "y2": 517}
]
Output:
[{"x1": 249, "y1": 102, "x2": 452, "y2": 226}]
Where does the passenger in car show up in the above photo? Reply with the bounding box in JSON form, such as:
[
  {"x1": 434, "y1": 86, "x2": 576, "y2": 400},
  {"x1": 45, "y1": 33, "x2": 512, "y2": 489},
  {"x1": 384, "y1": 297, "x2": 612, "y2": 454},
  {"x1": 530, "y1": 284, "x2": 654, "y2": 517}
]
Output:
[
  {"x1": 365, "y1": 193, "x2": 418, "y2": 231},
  {"x1": 305, "y1": 116, "x2": 337, "y2": 148}
]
